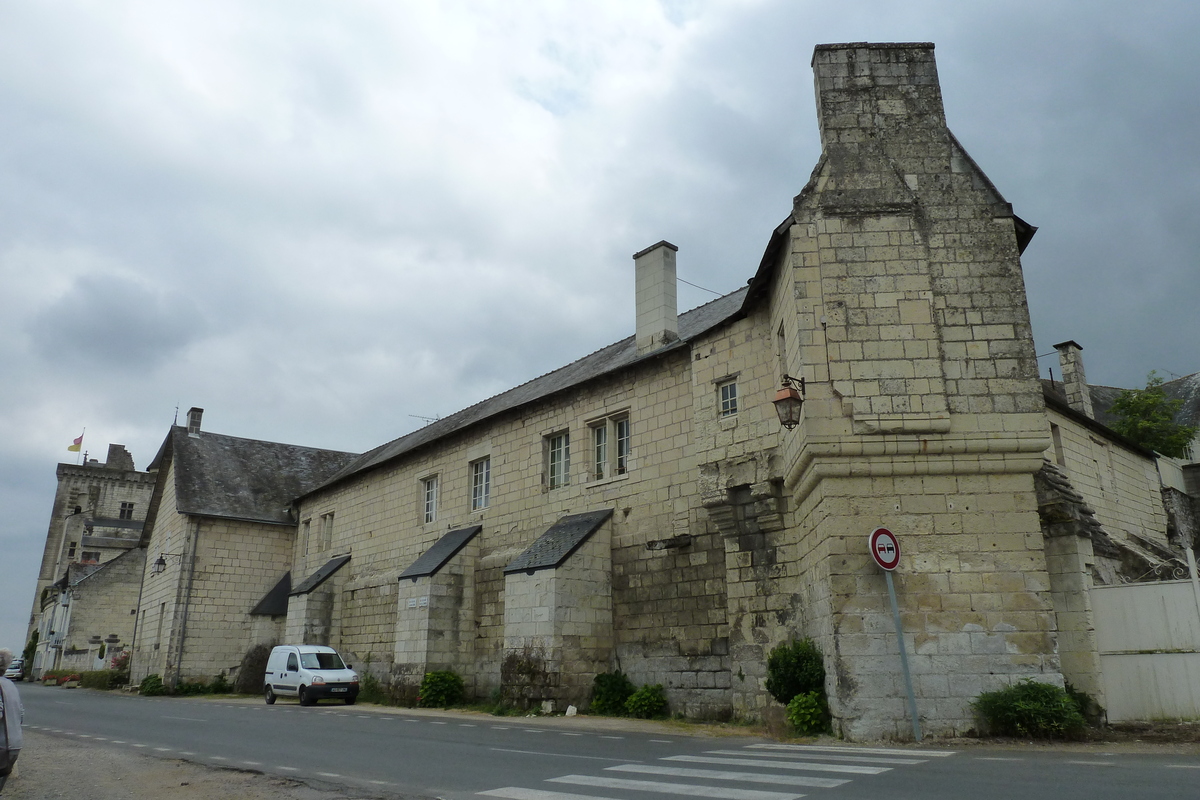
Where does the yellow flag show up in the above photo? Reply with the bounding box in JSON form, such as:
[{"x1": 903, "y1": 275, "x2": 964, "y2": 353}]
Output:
[{"x1": 68, "y1": 433, "x2": 83, "y2": 452}]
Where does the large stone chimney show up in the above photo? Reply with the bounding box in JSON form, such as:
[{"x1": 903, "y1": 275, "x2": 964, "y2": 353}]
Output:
[
  {"x1": 1054, "y1": 341, "x2": 1094, "y2": 418},
  {"x1": 812, "y1": 42, "x2": 946, "y2": 151},
  {"x1": 104, "y1": 444, "x2": 135, "y2": 471},
  {"x1": 633, "y1": 241, "x2": 678, "y2": 356}
]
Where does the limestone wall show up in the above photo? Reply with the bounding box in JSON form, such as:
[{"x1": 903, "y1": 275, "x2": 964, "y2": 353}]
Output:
[
  {"x1": 294, "y1": 349, "x2": 737, "y2": 715},
  {"x1": 1046, "y1": 407, "x2": 1170, "y2": 554}
]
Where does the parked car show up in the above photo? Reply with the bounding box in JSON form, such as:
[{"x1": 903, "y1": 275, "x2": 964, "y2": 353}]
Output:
[
  {"x1": 263, "y1": 645, "x2": 358, "y2": 706},
  {"x1": 3, "y1": 657, "x2": 25, "y2": 681}
]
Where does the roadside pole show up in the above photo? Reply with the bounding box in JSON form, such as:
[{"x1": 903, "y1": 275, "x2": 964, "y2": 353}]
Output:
[{"x1": 869, "y1": 527, "x2": 921, "y2": 742}]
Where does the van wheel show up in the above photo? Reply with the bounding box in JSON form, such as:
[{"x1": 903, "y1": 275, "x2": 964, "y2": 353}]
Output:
[
  {"x1": 345, "y1": 696, "x2": 356, "y2": 705},
  {"x1": 264, "y1": 687, "x2": 276, "y2": 705},
  {"x1": 298, "y1": 686, "x2": 313, "y2": 706}
]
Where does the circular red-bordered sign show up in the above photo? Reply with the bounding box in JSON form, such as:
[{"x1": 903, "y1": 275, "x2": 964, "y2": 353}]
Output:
[{"x1": 869, "y1": 527, "x2": 901, "y2": 571}]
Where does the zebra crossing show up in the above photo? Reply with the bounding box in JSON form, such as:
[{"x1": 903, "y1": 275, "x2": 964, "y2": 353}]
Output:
[{"x1": 478, "y1": 742, "x2": 956, "y2": 799}]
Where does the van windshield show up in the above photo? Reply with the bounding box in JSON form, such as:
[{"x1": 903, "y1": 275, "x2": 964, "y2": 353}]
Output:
[{"x1": 300, "y1": 652, "x2": 345, "y2": 670}]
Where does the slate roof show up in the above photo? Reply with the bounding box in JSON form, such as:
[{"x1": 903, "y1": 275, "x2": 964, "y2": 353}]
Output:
[
  {"x1": 290, "y1": 555, "x2": 351, "y2": 595},
  {"x1": 399, "y1": 525, "x2": 481, "y2": 581},
  {"x1": 251, "y1": 572, "x2": 291, "y2": 615},
  {"x1": 504, "y1": 509, "x2": 614, "y2": 574},
  {"x1": 153, "y1": 426, "x2": 360, "y2": 525},
  {"x1": 308, "y1": 288, "x2": 750, "y2": 495},
  {"x1": 1043, "y1": 371, "x2": 1200, "y2": 453}
]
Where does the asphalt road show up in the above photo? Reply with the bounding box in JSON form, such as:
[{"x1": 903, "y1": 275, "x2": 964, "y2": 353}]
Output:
[{"x1": 17, "y1": 683, "x2": 1200, "y2": 800}]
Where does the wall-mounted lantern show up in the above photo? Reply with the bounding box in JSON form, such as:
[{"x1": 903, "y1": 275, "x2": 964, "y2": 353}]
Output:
[
  {"x1": 151, "y1": 552, "x2": 184, "y2": 575},
  {"x1": 773, "y1": 374, "x2": 806, "y2": 430}
]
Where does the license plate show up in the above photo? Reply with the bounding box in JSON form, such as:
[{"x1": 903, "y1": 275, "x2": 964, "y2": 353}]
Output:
[{"x1": 331, "y1": 687, "x2": 346, "y2": 693}]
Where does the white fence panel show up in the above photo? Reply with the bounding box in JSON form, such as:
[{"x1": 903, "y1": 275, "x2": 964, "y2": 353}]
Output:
[{"x1": 1092, "y1": 579, "x2": 1200, "y2": 721}]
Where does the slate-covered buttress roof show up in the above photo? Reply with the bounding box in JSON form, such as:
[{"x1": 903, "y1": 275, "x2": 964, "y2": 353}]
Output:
[
  {"x1": 309, "y1": 286, "x2": 750, "y2": 495},
  {"x1": 148, "y1": 426, "x2": 360, "y2": 527}
]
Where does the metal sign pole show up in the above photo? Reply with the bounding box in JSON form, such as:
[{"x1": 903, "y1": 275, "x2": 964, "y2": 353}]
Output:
[{"x1": 885, "y1": 569, "x2": 922, "y2": 742}]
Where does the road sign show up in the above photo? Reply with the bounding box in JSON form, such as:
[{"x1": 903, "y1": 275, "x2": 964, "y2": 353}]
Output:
[{"x1": 869, "y1": 527, "x2": 900, "y2": 571}]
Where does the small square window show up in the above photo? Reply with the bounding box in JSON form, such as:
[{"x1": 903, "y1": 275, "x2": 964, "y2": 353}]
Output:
[
  {"x1": 119, "y1": 502, "x2": 135, "y2": 520},
  {"x1": 471, "y1": 458, "x2": 490, "y2": 510},
  {"x1": 719, "y1": 380, "x2": 739, "y2": 417},
  {"x1": 546, "y1": 432, "x2": 570, "y2": 489},
  {"x1": 422, "y1": 475, "x2": 439, "y2": 523}
]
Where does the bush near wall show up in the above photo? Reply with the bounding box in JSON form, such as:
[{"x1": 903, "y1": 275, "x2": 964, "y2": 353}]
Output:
[{"x1": 972, "y1": 679, "x2": 1087, "y2": 739}]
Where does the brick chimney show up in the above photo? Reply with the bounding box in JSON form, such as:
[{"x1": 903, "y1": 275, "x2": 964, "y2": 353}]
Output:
[
  {"x1": 187, "y1": 407, "x2": 204, "y2": 436},
  {"x1": 633, "y1": 241, "x2": 679, "y2": 356},
  {"x1": 811, "y1": 43, "x2": 945, "y2": 150},
  {"x1": 1053, "y1": 341, "x2": 1094, "y2": 418}
]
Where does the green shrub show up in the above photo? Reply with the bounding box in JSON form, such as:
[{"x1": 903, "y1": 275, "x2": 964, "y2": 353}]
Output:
[
  {"x1": 210, "y1": 673, "x2": 232, "y2": 694},
  {"x1": 972, "y1": 679, "x2": 1087, "y2": 739},
  {"x1": 786, "y1": 691, "x2": 831, "y2": 735},
  {"x1": 766, "y1": 638, "x2": 825, "y2": 705},
  {"x1": 590, "y1": 671, "x2": 636, "y2": 716},
  {"x1": 174, "y1": 679, "x2": 209, "y2": 695},
  {"x1": 359, "y1": 670, "x2": 388, "y2": 704},
  {"x1": 625, "y1": 684, "x2": 668, "y2": 719},
  {"x1": 80, "y1": 670, "x2": 117, "y2": 690},
  {"x1": 109, "y1": 651, "x2": 131, "y2": 685},
  {"x1": 418, "y1": 670, "x2": 464, "y2": 708},
  {"x1": 140, "y1": 674, "x2": 166, "y2": 696}
]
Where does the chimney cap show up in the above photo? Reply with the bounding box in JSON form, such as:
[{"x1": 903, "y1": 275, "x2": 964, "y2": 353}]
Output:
[
  {"x1": 632, "y1": 240, "x2": 678, "y2": 260},
  {"x1": 1052, "y1": 340, "x2": 1084, "y2": 352}
]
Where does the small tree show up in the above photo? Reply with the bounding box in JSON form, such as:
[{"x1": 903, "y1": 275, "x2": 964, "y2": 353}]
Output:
[{"x1": 1109, "y1": 372, "x2": 1196, "y2": 458}]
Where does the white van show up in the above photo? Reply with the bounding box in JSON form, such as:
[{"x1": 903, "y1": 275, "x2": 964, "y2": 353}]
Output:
[{"x1": 263, "y1": 645, "x2": 359, "y2": 706}]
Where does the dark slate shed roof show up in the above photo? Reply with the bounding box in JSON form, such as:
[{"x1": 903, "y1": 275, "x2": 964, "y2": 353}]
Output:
[
  {"x1": 307, "y1": 288, "x2": 749, "y2": 495},
  {"x1": 290, "y1": 555, "x2": 351, "y2": 595},
  {"x1": 154, "y1": 426, "x2": 360, "y2": 525},
  {"x1": 399, "y1": 526, "x2": 481, "y2": 581},
  {"x1": 504, "y1": 509, "x2": 613, "y2": 574},
  {"x1": 250, "y1": 572, "x2": 291, "y2": 616}
]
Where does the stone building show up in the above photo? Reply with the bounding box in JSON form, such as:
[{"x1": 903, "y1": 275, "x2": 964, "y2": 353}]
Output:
[
  {"x1": 28, "y1": 41, "x2": 1198, "y2": 736},
  {"x1": 282, "y1": 42, "x2": 1071, "y2": 738},
  {"x1": 26, "y1": 443, "x2": 155, "y2": 676},
  {"x1": 128, "y1": 408, "x2": 358, "y2": 686}
]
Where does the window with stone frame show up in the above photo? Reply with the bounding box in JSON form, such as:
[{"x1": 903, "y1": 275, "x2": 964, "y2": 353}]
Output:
[
  {"x1": 545, "y1": 431, "x2": 570, "y2": 489},
  {"x1": 422, "y1": 475, "x2": 439, "y2": 523},
  {"x1": 119, "y1": 502, "x2": 135, "y2": 520},
  {"x1": 718, "y1": 378, "x2": 739, "y2": 417},
  {"x1": 470, "y1": 457, "x2": 490, "y2": 510},
  {"x1": 67, "y1": 541, "x2": 77, "y2": 559},
  {"x1": 80, "y1": 551, "x2": 101, "y2": 564},
  {"x1": 320, "y1": 512, "x2": 334, "y2": 550},
  {"x1": 590, "y1": 414, "x2": 630, "y2": 480},
  {"x1": 300, "y1": 519, "x2": 311, "y2": 555}
]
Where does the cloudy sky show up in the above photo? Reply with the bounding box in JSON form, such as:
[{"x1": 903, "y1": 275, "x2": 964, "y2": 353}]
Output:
[{"x1": 2, "y1": 1, "x2": 1198, "y2": 651}]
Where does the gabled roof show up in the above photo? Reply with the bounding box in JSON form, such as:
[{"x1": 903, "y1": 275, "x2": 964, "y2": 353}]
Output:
[
  {"x1": 309, "y1": 289, "x2": 749, "y2": 494},
  {"x1": 149, "y1": 426, "x2": 359, "y2": 526},
  {"x1": 1044, "y1": 371, "x2": 1200, "y2": 454}
]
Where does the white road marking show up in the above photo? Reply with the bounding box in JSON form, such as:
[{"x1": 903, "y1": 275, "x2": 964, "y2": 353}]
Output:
[
  {"x1": 154, "y1": 747, "x2": 172, "y2": 752},
  {"x1": 431, "y1": 721, "x2": 448, "y2": 725},
  {"x1": 1067, "y1": 760, "x2": 1114, "y2": 766},
  {"x1": 480, "y1": 789, "x2": 626, "y2": 800},
  {"x1": 750, "y1": 743, "x2": 956, "y2": 757},
  {"x1": 210, "y1": 756, "x2": 227, "y2": 760},
  {"x1": 179, "y1": 752, "x2": 195, "y2": 756},
  {"x1": 131, "y1": 744, "x2": 147, "y2": 748},
  {"x1": 599, "y1": 735, "x2": 623, "y2": 739},
  {"x1": 706, "y1": 749, "x2": 923, "y2": 765},
  {"x1": 491, "y1": 747, "x2": 635, "y2": 763},
  {"x1": 667, "y1": 755, "x2": 888, "y2": 775},
  {"x1": 162, "y1": 716, "x2": 207, "y2": 722},
  {"x1": 277, "y1": 767, "x2": 299, "y2": 772},
  {"x1": 460, "y1": 723, "x2": 477, "y2": 727},
  {"x1": 561, "y1": 732, "x2": 582, "y2": 736},
  {"x1": 1167, "y1": 765, "x2": 1200, "y2": 769},
  {"x1": 549, "y1": 774, "x2": 802, "y2": 799},
  {"x1": 650, "y1": 739, "x2": 673, "y2": 743},
  {"x1": 243, "y1": 761, "x2": 262, "y2": 766},
  {"x1": 111, "y1": 740, "x2": 125, "y2": 744},
  {"x1": 522, "y1": 729, "x2": 544, "y2": 733},
  {"x1": 976, "y1": 757, "x2": 1023, "y2": 761},
  {"x1": 609, "y1": 763, "x2": 847, "y2": 788},
  {"x1": 318, "y1": 772, "x2": 342, "y2": 777}
]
